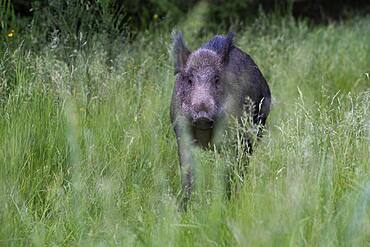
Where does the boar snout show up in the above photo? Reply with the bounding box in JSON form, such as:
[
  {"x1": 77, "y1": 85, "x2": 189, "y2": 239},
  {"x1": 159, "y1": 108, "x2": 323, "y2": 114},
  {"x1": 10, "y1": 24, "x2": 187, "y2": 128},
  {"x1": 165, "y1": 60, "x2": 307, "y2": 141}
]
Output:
[
  {"x1": 192, "y1": 112, "x2": 214, "y2": 130},
  {"x1": 190, "y1": 84, "x2": 216, "y2": 129}
]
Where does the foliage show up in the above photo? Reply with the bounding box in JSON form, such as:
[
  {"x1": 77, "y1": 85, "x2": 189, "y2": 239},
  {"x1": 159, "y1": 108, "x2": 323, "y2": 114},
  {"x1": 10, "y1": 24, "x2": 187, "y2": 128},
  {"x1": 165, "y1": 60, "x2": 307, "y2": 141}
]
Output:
[
  {"x1": 0, "y1": 0, "x2": 16, "y2": 43},
  {"x1": 0, "y1": 2, "x2": 369, "y2": 246}
]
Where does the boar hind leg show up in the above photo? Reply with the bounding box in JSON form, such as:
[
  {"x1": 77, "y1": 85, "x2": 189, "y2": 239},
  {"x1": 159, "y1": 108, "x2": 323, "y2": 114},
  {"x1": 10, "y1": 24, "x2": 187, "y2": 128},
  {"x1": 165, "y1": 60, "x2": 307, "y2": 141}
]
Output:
[{"x1": 254, "y1": 96, "x2": 271, "y2": 139}]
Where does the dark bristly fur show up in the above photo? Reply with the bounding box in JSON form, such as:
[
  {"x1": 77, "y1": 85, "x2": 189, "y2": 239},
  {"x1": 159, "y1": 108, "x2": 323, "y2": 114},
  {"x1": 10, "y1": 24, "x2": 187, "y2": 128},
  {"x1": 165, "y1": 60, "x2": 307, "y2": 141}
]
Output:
[
  {"x1": 171, "y1": 32, "x2": 271, "y2": 209},
  {"x1": 202, "y1": 32, "x2": 235, "y2": 61}
]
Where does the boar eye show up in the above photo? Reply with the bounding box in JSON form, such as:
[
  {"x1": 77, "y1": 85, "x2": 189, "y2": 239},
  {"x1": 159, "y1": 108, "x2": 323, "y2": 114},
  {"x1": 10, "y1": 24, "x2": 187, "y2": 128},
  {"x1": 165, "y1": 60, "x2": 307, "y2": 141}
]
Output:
[
  {"x1": 188, "y1": 78, "x2": 193, "y2": 85},
  {"x1": 215, "y1": 76, "x2": 220, "y2": 85}
]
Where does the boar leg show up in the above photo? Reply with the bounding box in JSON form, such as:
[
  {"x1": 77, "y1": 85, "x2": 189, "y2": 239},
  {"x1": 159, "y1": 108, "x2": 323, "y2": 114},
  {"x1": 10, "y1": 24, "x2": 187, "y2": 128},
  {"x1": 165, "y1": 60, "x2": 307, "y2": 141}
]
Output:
[
  {"x1": 175, "y1": 127, "x2": 194, "y2": 210},
  {"x1": 255, "y1": 96, "x2": 271, "y2": 138}
]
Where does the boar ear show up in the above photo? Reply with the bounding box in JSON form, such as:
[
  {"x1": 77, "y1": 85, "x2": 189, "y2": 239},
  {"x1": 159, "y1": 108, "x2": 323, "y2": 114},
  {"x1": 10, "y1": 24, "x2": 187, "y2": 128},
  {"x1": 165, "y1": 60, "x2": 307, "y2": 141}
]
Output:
[
  {"x1": 173, "y1": 32, "x2": 190, "y2": 74},
  {"x1": 220, "y1": 32, "x2": 235, "y2": 63}
]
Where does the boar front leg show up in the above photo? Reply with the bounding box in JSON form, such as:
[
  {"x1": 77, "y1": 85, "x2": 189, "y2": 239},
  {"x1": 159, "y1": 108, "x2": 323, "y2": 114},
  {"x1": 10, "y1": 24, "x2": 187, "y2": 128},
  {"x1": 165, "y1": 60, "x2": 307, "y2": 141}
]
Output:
[{"x1": 174, "y1": 125, "x2": 194, "y2": 210}]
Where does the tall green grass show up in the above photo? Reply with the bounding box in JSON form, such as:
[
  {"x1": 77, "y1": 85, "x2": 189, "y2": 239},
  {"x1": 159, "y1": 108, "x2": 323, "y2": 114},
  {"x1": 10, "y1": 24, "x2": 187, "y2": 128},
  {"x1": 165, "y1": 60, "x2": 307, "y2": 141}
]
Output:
[{"x1": 0, "y1": 5, "x2": 369, "y2": 246}]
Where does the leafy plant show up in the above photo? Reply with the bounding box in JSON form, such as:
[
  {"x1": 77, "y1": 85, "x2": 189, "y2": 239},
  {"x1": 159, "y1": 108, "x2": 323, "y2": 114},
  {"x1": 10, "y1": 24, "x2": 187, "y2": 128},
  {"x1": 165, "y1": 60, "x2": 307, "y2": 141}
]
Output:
[{"x1": 0, "y1": 0, "x2": 16, "y2": 45}]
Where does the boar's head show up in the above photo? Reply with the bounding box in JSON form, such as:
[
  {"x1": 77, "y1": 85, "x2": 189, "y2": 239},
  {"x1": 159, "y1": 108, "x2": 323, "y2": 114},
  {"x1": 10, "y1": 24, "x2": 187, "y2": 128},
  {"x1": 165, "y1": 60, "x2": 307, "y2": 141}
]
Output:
[{"x1": 173, "y1": 32, "x2": 234, "y2": 131}]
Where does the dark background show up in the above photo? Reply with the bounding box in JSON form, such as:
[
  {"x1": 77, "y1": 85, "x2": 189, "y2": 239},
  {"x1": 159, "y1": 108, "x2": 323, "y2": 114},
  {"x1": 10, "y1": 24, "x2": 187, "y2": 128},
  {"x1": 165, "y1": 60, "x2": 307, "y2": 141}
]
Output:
[{"x1": 10, "y1": 0, "x2": 370, "y2": 31}]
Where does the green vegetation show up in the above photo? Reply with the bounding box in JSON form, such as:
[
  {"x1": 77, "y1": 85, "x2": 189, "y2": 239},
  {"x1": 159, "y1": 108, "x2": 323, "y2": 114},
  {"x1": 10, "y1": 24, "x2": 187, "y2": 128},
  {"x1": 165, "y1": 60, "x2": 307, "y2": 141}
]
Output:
[{"x1": 0, "y1": 2, "x2": 369, "y2": 246}]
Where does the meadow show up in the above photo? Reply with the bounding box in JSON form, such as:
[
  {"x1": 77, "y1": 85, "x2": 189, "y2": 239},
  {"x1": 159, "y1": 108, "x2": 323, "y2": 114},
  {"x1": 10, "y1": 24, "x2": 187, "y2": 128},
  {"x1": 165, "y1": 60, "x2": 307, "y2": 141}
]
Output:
[{"x1": 0, "y1": 4, "x2": 369, "y2": 246}]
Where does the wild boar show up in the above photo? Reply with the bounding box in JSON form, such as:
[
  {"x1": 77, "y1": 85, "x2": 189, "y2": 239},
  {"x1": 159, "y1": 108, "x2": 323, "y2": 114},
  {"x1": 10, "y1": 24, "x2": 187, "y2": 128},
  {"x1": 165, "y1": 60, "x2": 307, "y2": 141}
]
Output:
[{"x1": 170, "y1": 32, "x2": 271, "y2": 204}]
